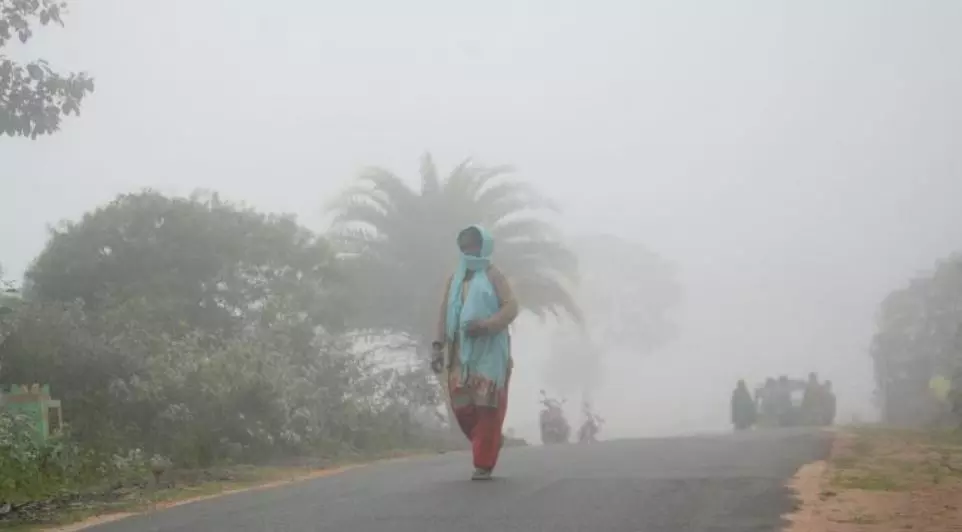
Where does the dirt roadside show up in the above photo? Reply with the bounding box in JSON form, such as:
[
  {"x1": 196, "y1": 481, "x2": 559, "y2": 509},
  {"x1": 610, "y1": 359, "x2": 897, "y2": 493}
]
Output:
[{"x1": 785, "y1": 427, "x2": 962, "y2": 531}]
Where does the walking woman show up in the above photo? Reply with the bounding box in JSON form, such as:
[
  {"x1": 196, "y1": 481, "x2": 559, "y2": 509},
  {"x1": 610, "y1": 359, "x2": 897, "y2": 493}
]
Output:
[{"x1": 432, "y1": 225, "x2": 519, "y2": 480}]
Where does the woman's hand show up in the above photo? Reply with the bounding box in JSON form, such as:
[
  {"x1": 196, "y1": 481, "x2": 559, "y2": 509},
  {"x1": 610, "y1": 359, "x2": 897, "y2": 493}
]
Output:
[
  {"x1": 464, "y1": 319, "x2": 490, "y2": 338},
  {"x1": 430, "y1": 341, "x2": 445, "y2": 374}
]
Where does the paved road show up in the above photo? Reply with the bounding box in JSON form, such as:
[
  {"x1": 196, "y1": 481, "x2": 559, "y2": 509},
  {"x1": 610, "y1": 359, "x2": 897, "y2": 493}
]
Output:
[{"x1": 91, "y1": 429, "x2": 830, "y2": 532}]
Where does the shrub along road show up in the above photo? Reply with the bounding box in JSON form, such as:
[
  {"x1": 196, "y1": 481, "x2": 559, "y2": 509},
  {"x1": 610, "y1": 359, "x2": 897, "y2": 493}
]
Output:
[{"x1": 85, "y1": 429, "x2": 831, "y2": 532}]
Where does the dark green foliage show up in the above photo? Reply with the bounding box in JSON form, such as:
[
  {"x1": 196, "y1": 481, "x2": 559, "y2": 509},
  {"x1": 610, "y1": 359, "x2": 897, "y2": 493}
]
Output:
[
  {"x1": 1, "y1": 0, "x2": 94, "y2": 138},
  {"x1": 2, "y1": 191, "x2": 436, "y2": 474},
  {"x1": 872, "y1": 254, "x2": 962, "y2": 427},
  {"x1": 27, "y1": 190, "x2": 348, "y2": 337},
  {"x1": 0, "y1": 412, "x2": 119, "y2": 505}
]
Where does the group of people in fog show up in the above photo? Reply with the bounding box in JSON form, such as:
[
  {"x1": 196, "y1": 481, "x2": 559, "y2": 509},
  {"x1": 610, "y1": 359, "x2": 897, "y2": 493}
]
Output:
[{"x1": 731, "y1": 373, "x2": 836, "y2": 431}]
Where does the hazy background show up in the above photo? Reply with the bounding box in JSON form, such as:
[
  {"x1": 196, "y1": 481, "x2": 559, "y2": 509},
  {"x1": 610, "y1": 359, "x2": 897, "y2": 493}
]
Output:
[{"x1": 3, "y1": 0, "x2": 962, "y2": 443}]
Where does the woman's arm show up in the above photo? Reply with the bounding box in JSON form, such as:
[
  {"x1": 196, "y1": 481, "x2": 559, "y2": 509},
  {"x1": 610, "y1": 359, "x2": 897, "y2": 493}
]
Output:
[{"x1": 484, "y1": 266, "x2": 519, "y2": 333}]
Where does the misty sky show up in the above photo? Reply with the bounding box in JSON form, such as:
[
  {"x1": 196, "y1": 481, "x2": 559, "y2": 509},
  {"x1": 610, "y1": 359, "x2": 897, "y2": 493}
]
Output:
[{"x1": 3, "y1": 1, "x2": 962, "y2": 440}]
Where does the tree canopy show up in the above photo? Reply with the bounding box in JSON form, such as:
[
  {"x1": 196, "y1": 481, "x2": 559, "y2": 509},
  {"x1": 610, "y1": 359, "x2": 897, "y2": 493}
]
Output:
[
  {"x1": 871, "y1": 254, "x2": 962, "y2": 427},
  {"x1": 3, "y1": 190, "x2": 446, "y2": 474},
  {"x1": 27, "y1": 190, "x2": 348, "y2": 338},
  {"x1": 1, "y1": 0, "x2": 94, "y2": 138},
  {"x1": 571, "y1": 234, "x2": 682, "y2": 354},
  {"x1": 542, "y1": 234, "x2": 682, "y2": 398},
  {"x1": 328, "y1": 153, "x2": 581, "y2": 344}
]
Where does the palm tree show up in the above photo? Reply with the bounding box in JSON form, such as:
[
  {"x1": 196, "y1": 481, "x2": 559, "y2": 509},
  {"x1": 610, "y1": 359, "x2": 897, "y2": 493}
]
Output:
[{"x1": 328, "y1": 153, "x2": 581, "y2": 346}]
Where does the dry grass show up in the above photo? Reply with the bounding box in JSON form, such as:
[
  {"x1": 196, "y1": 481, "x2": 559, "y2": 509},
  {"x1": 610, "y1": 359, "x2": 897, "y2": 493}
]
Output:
[{"x1": 785, "y1": 427, "x2": 962, "y2": 531}]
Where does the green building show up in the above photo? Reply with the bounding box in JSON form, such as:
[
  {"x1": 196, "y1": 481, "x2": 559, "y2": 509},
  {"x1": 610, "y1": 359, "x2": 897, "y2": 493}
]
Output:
[{"x1": 0, "y1": 384, "x2": 63, "y2": 442}]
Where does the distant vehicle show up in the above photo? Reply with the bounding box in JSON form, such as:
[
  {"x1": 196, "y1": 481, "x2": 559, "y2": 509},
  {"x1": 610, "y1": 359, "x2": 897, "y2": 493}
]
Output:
[
  {"x1": 789, "y1": 388, "x2": 805, "y2": 409},
  {"x1": 754, "y1": 377, "x2": 811, "y2": 428},
  {"x1": 539, "y1": 390, "x2": 570, "y2": 445}
]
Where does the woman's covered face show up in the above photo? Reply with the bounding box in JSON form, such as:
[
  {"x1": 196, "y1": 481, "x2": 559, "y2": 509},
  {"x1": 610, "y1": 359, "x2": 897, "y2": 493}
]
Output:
[{"x1": 458, "y1": 229, "x2": 483, "y2": 257}]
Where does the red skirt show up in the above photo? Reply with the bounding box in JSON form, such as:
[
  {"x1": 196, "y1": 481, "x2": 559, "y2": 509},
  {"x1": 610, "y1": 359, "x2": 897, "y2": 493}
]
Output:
[
  {"x1": 447, "y1": 341, "x2": 512, "y2": 471},
  {"x1": 452, "y1": 384, "x2": 510, "y2": 470}
]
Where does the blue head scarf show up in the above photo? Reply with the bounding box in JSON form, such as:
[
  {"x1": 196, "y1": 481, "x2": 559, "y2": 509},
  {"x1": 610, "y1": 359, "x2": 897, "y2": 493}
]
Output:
[{"x1": 444, "y1": 225, "x2": 510, "y2": 390}]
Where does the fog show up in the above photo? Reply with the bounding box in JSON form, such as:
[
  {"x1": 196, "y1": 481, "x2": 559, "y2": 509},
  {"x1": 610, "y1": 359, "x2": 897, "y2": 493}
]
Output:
[{"x1": 4, "y1": 1, "x2": 962, "y2": 445}]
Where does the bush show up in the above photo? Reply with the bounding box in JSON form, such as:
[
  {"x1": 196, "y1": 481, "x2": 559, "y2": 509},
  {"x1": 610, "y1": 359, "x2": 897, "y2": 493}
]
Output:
[
  {"x1": 0, "y1": 412, "x2": 84, "y2": 504},
  {"x1": 1, "y1": 300, "x2": 440, "y2": 472},
  {"x1": 1, "y1": 191, "x2": 448, "y2": 500},
  {"x1": 0, "y1": 413, "x2": 155, "y2": 514}
]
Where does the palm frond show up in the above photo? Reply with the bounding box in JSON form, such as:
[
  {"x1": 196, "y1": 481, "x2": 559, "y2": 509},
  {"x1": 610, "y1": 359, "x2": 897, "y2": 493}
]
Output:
[
  {"x1": 329, "y1": 198, "x2": 393, "y2": 236},
  {"x1": 511, "y1": 274, "x2": 583, "y2": 324},
  {"x1": 326, "y1": 184, "x2": 396, "y2": 215},
  {"x1": 476, "y1": 180, "x2": 559, "y2": 211},
  {"x1": 464, "y1": 165, "x2": 516, "y2": 198},
  {"x1": 327, "y1": 227, "x2": 382, "y2": 253},
  {"x1": 497, "y1": 239, "x2": 579, "y2": 281},
  {"x1": 474, "y1": 180, "x2": 527, "y2": 207},
  {"x1": 492, "y1": 218, "x2": 561, "y2": 244},
  {"x1": 443, "y1": 158, "x2": 478, "y2": 198},
  {"x1": 476, "y1": 184, "x2": 560, "y2": 227},
  {"x1": 355, "y1": 168, "x2": 418, "y2": 210}
]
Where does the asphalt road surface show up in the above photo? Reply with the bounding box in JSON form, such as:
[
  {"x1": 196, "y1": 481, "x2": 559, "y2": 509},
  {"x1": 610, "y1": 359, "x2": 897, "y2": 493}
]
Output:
[{"x1": 90, "y1": 429, "x2": 830, "y2": 532}]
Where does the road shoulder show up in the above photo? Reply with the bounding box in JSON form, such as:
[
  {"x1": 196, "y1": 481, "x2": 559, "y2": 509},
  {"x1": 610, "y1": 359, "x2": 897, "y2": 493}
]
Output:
[
  {"x1": 2, "y1": 450, "x2": 440, "y2": 532},
  {"x1": 784, "y1": 427, "x2": 962, "y2": 531}
]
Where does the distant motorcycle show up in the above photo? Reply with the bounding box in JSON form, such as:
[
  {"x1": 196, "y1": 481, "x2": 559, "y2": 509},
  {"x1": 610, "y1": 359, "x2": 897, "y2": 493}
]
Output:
[
  {"x1": 577, "y1": 402, "x2": 604, "y2": 443},
  {"x1": 539, "y1": 390, "x2": 570, "y2": 445}
]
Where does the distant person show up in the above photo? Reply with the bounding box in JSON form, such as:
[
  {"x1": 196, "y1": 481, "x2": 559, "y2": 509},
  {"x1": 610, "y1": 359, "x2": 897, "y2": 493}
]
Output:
[
  {"x1": 775, "y1": 375, "x2": 795, "y2": 427},
  {"x1": 800, "y1": 372, "x2": 824, "y2": 426},
  {"x1": 822, "y1": 380, "x2": 837, "y2": 426},
  {"x1": 731, "y1": 380, "x2": 757, "y2": 431},
  {"x1": 432, "y1": 225, "x2": 519, "y2": 480},
  {"x1": 757, "y1": 378, "x2": 778, "y2": 428}
]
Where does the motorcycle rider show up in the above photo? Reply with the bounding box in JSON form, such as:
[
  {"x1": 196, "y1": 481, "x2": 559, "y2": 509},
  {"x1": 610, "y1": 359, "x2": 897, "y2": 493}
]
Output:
[
  {"x1": 578, "y1": 400, "x2": 603, "y2": 443},
  {"x1": 539, "y1": 390, "x2": 570, "y2": 444}
]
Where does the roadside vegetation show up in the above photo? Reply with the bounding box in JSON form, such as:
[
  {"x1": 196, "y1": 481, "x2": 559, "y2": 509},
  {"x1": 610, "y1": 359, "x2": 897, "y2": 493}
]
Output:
[{"x1": 788, "y1": 426, "x2": 962, "y2": 531}]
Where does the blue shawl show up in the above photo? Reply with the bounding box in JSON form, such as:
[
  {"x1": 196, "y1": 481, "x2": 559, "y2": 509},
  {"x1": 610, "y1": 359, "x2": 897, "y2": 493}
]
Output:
[{"x1": 444, "y1": 225, "x2": 510, "y2": 390}]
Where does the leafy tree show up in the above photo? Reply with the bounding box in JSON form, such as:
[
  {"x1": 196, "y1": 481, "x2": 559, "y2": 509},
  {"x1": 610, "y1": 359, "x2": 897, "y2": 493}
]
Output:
[
  {"x1": 871, "y1": 254, "x2": 962, "y2": 427},
  {"x1": 0, "y1": 262, "x2": 22, "y2": 350},
  {"x1": 571, "y1": 234, "x2": 681, "y2": 354},
  {"x1": 542, "y1": 235, "x2": 682, "y2": 398},
  {"x1": 328, "y1": 153, "x2": 581, "y2": 345},
  {"x1": 0, "y1": 262, "x2": 19, "y2": 315},
  {"x1": 1, "y1": 0, "x2": 94, "y2": 138},
  {"x1": 26, "y1": 190, "x2": 348, "y2": 338},
  {"x1": 3, "y1": 191, "x2": 450, "y2": 468}
]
